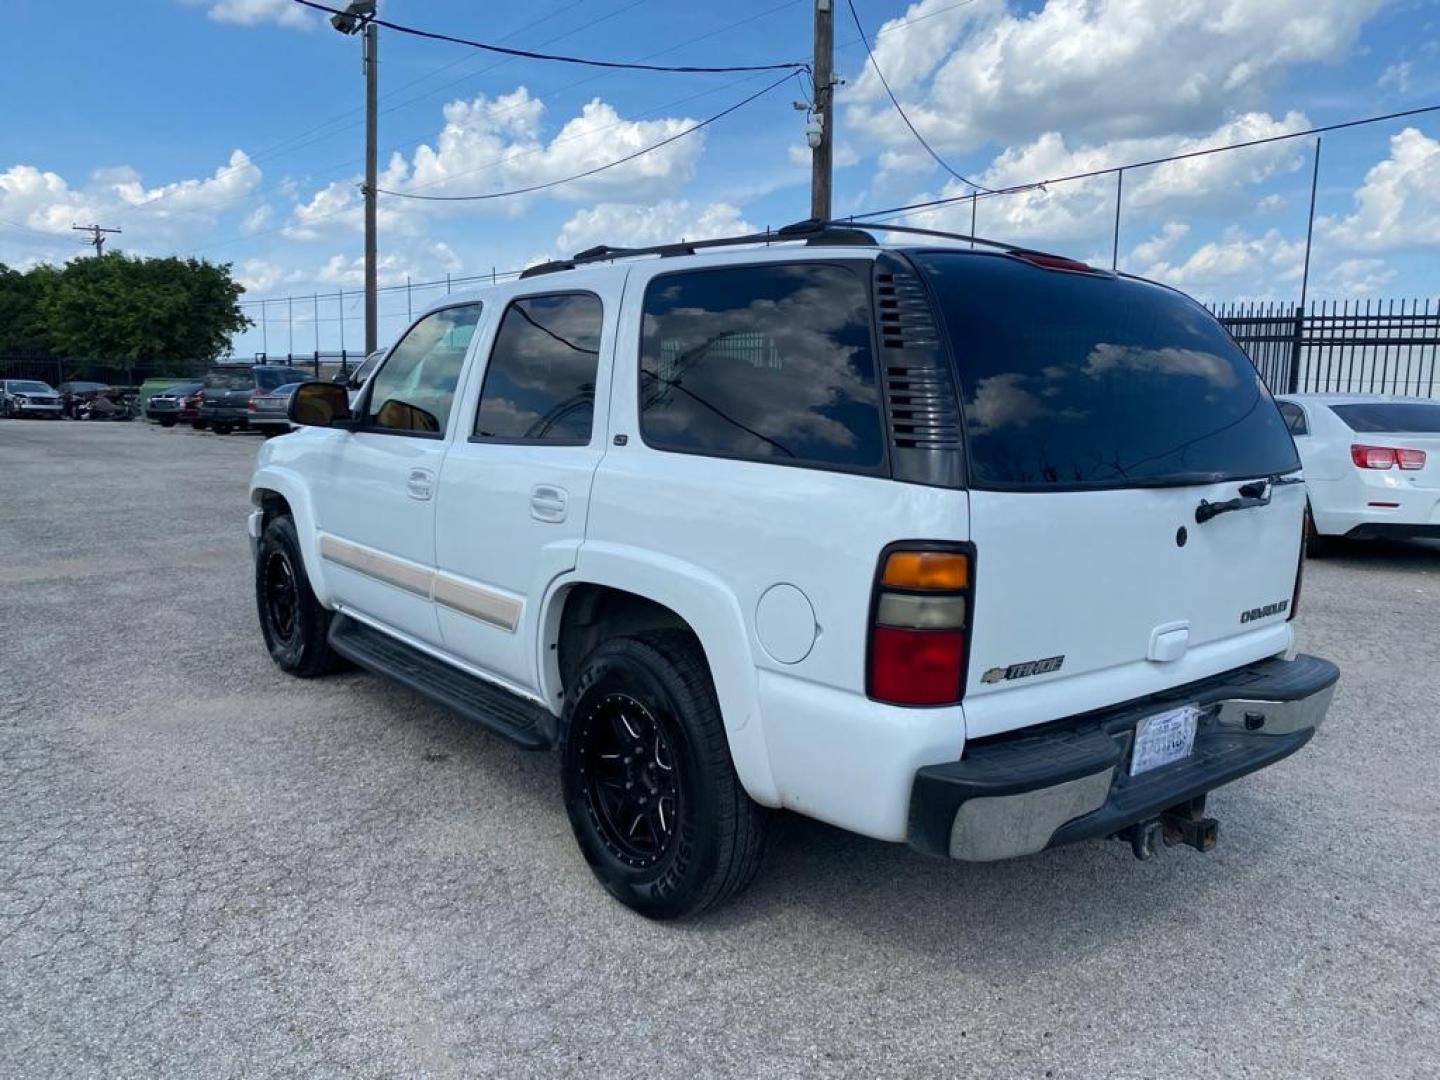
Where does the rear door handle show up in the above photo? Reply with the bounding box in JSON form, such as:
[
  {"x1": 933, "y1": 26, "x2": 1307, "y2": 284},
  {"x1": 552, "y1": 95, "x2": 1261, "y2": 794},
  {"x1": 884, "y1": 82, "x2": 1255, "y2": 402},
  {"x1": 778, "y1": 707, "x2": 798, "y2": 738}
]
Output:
[
  {"x1": 406, "y1": 467, "x2": 434, "y2": 501},
  {"x1": 530, "y1": 484, "x2": 567, "y2": 522}
]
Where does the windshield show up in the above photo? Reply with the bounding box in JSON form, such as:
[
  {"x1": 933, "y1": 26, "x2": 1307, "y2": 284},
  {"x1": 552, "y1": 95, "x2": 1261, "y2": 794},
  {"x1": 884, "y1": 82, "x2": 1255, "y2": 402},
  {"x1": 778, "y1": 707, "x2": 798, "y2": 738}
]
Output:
[
  {"x1": 255, "y1": 368, "x2": 292, "y2": 390},
  {"x1": 1329, "y1": 401, "x2": 1440, "y2": 434},
  {"x1": 912, "y1": 251, "x2": 1299, "y2": 490},
  {"x1": 8, "y1": 381, "x2": 53, "y2": 393}
]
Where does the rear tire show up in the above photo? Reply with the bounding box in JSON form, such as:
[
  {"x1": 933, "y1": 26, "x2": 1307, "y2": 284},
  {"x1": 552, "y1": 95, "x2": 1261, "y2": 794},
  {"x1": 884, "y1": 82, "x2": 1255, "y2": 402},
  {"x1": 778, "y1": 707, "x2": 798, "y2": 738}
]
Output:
[
  {"x1": 560, "y1": 631, "x2": 768, "y2": 919},
  {"x1": 213, "y1": 422, "x2": 233, "y2": 435},
  {"x1": 159, "y1": 418, "x2": 176, "y2": 428},
  {"x1": 192, "y1": 420, "x2": 208, "y2": 430},
  {"x1": 255, "y1": 515, "x2": 341, "y2": 677}
]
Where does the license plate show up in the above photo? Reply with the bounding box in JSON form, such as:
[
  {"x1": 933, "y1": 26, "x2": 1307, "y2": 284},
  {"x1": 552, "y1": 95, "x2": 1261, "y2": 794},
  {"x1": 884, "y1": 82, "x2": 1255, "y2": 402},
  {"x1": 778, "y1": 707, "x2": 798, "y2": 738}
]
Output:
[{"x1": 1130, "y1": 704, "x2": 1200, "y2": 776}]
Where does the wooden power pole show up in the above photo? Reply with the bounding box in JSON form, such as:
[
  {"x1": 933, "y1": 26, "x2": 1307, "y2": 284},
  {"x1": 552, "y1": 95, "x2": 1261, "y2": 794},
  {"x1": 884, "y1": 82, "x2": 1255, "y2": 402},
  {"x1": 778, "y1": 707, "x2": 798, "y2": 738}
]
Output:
[
  {"x1": 810, "y1": 0, "x2": 834, "y2": 221},
  {"x1": 72, "y1": 223, "x2": 121, "y2": 256}
]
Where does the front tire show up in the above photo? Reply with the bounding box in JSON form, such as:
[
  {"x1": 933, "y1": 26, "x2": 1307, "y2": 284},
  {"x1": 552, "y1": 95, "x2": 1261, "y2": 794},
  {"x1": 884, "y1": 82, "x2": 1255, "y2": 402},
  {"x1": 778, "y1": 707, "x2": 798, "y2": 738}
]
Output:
[
  {"x1": 213, "y1": 422, "x2": 233, "y2": 435},
  {"x1": 561, "y1": 631, "x2": 768, "y2": 919},
  {"x1": 255, "y1": 515, "x2": 341, "y2": 677},
  {"x1": 159, "y1": 418, "x2": 176, "y2": 428}
]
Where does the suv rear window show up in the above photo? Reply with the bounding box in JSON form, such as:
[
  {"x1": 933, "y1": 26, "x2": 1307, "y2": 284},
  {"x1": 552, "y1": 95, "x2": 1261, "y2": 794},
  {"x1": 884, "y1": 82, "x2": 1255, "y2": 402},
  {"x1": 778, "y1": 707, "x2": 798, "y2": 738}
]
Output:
[
  {"x1": 912, "y1": 251, "x2": 1299, "y2": 489},
  {"x1": 1329, "y1": 401, "x2": 1440, "y2": 433},
  {"x1": 638, "y1": 263, "x2": 885, "y2": 470}
]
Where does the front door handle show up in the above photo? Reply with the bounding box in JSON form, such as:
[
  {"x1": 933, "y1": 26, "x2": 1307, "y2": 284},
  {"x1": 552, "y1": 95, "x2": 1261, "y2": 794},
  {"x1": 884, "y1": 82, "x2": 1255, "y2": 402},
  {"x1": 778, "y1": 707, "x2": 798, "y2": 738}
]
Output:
[
  {"x1": 530, "y1": 484, "x2": 567, "y2": 522},
  {"x1": 406, "y1": 467, "x2": 434, "y2": 501}
]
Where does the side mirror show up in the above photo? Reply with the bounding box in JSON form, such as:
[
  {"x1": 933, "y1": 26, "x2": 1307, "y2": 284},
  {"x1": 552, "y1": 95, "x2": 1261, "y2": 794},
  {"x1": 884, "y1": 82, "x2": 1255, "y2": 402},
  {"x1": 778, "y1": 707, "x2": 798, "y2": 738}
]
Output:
[{"x1": 289, "y1": 381, "x2": 354, "y2": 428}]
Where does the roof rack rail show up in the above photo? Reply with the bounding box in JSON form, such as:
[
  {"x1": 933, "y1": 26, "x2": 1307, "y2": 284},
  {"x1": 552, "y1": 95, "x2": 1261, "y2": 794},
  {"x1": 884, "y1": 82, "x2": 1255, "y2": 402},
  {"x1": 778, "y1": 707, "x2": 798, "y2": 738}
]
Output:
[
  {"x1": 513, "y1": 217, "x2": 1081, "y2": 280},
  {"x1": 516, "y1": 219, "x2": 879, "y2": 279},
  {"x1": 835, "y1": 219, "x2": 1082, "y2": 263}
]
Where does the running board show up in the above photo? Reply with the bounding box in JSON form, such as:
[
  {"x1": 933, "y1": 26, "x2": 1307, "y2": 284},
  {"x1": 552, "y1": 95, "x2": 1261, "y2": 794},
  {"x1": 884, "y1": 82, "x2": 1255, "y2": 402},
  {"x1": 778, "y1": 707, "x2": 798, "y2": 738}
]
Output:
[{"x1": 328, "y1": 615, "x2": 556, "y2": 750}]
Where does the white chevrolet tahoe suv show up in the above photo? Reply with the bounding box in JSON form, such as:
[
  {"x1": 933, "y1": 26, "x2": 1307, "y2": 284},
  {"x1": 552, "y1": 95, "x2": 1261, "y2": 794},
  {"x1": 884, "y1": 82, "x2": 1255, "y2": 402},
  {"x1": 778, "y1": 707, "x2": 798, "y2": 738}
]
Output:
[{"x1": 248, "y1": 222, "x2": 1339, "y2": 919}]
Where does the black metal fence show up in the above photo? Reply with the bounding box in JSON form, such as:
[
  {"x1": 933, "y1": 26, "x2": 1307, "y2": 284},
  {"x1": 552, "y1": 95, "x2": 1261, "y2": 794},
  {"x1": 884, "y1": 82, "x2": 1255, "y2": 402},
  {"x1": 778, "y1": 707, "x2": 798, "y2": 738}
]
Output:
[{"x1": 1213, "y1": 298, "x2": 1440, "y2": 397}]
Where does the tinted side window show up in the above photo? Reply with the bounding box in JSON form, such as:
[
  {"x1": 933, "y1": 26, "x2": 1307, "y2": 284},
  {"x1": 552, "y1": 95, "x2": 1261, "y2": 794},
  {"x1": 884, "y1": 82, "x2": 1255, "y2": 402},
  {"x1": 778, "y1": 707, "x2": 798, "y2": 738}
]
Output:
[
  {"x1": 1277, "y1": 401, "x2": 1308, "y2": 435},
  {"x1": 639, "y1": 263, "x2": 884, "y2": 469},
  {"x1": 365, "y1": 303, "x2": 483, "y2": 434},
  {"x1": 473, "y1": 293, "x2": 602, "y2": 443}
]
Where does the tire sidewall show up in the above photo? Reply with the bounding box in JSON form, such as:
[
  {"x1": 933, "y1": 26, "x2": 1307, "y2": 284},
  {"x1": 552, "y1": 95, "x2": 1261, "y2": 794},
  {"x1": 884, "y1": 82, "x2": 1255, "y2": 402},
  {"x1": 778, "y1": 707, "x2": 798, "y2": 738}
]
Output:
[{"x1": 561, "y1": 643, "x2": 726, "y2": 919}]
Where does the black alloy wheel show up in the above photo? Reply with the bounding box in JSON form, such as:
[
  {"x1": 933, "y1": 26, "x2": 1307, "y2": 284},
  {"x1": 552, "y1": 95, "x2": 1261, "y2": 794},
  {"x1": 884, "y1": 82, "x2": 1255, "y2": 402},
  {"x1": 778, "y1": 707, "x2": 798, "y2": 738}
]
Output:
[
  {"x1": 561, "y1": 631, "x2": 768, "y2": 919},
  {"x1": 574, "y1": 693, "x2": 681, "y2": 868},
  {"x1": 254, "y1": 515, "x2": 341, "y2": 677},
  {"x1": 261, "y1": 548, "x2": 300, "y2": 650}
]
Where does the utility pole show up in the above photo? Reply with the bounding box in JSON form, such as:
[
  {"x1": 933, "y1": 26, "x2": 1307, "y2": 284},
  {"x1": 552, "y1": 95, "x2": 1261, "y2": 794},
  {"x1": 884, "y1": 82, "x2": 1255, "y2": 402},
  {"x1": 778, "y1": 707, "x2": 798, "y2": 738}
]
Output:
[
  {"x1": 72, "y1": 223, "x2": 121, "y2": 256},
  {"x1": 329, "y1": 1, "x2": 379, "y2": 354},
  {"x1": 363, "y1": 18, "x2": 378, "y2": 354},
  {"x1": 809, "y1": 0, "x2": 834, "y2": 221}
]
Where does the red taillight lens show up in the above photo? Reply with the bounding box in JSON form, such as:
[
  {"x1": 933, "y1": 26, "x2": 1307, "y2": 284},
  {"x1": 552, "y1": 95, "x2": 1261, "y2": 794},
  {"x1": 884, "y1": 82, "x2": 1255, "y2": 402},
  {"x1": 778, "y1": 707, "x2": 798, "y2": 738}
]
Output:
[
  {"x1": 1352, "y1": 444, "x2": 1425, "y2": 470},
  {"x1": 868, "y1": 545, "x2": 972, "y2": 707},
  {"x1": 870, "y1": 628, "x2": 965, "y2": 705},
  {"x1": 1351, "y1": 444, "x2": 1394, "y2": 469}
]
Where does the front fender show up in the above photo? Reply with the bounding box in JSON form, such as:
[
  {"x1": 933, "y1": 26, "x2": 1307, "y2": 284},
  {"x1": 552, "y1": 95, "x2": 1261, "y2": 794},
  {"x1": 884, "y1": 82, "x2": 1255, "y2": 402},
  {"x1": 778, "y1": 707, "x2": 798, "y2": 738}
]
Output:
[
  {"x1": 249, "y1": 464, "x2": 332, "y2": 606},
  {"x1": 538, "y1": 541, "x2": 780, "y2": 808}
]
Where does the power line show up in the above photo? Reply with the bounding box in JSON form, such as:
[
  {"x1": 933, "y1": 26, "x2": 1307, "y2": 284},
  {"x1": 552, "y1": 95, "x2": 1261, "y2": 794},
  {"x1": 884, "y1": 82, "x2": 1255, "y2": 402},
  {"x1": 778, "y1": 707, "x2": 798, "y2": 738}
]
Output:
[
  {"x1": 853, "y1": 102, "x2": 1440, "y2": 222},
  {"x1": 124, "y1": 0, "x2": 641, "y2": 219},
  {"x1": 376, "y1": 70, "x2": 795, "y2": 202},
  {"x1": 166, "y1": 1, "x2": 802, "y2": 238},
  {"x1": 844, "y1": 0, "x2": 993, "y2": 193},
  {"x1": 292, "y1": 0, "x2": 806, "y2": 73}
]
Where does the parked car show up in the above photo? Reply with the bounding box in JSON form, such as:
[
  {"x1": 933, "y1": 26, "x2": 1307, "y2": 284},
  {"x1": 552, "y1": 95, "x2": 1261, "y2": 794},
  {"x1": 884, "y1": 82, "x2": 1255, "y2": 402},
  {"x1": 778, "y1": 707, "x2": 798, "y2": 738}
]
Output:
[
  {"x1": 56, "y1": 381, "x2": 111, "y2": 418},
  {"x1": 1, "y1": 379, "x2": 63, "y2": 419},
  {"x1": 1276, "y1": 393, "x2": 1440, "y2": 546},
  {"x1": 248, "y1": 382, "x2": 304, "y2": 435},
  {"x1": 199, "y1": 365, "x2": 297, "y2": 434},
  {"x1": 145, "y1": 381, "x2": 205, "y2": 427},
  {"x1": 332, "y1": 348, "x2": 387, "y2": 408},
  {"x1": 248, "y1": 223, "x2": 1339, "y2": 918}
]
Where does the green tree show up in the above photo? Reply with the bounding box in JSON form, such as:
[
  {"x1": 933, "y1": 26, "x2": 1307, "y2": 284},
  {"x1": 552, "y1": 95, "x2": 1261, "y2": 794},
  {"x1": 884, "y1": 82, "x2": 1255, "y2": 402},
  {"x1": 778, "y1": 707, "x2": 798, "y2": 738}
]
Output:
[
  {"x1": 0, "y1": 263, "x2": 55, "y2": 353},
  {"x1": 36, "y1": 253, "x2": 252, "y2": 375}
]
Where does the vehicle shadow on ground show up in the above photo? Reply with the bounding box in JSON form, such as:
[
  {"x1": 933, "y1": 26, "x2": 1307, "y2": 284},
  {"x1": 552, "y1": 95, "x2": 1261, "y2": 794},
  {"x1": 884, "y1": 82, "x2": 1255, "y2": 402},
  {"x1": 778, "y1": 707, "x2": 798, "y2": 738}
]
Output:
[
  {"x1": 362, "y1": 668, "x2": 1286, "y2": 975},
  {"x1": 1312, "y1": 536, "x2": 1440, "y2": 568}
]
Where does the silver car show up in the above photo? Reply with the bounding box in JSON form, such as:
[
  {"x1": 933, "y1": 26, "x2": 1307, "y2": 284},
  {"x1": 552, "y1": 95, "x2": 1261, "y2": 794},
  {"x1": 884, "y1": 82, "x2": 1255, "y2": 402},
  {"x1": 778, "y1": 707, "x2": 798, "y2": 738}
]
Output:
[{"x1": 1, "y1": 379, "x2": 63, "y2": 419}]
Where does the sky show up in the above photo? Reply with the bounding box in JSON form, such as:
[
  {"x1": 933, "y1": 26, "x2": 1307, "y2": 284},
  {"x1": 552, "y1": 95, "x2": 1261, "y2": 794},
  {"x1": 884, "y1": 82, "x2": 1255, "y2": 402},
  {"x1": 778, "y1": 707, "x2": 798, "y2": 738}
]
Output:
[{"x1": 1, "y1": 0, "x2": 1438, "y2": 359}]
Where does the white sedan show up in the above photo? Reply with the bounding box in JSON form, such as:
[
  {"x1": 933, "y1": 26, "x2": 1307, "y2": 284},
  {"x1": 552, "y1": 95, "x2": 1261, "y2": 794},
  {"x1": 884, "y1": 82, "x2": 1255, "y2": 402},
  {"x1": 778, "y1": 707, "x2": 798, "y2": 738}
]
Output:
[{"x1": 1275, "y1": 393, "x2": 1440, "y2": 546}]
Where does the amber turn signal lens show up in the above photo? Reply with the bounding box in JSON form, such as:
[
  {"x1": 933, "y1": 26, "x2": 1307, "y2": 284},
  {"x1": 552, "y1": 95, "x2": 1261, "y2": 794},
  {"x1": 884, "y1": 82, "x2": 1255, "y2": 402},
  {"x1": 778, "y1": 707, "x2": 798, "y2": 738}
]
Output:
[{"x1": 881, "y1": 550, "x2": 969, "y2": 591}]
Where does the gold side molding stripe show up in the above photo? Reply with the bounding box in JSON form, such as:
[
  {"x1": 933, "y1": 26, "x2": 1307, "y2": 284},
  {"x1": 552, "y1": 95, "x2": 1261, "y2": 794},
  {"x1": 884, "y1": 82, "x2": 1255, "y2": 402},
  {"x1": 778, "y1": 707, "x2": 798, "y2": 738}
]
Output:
[
  {"x1": 318, "y1": 533, "x2": 520, "y2": 633},
  {"x1": 432, "y1": 573, "x2": 522, "y2": 633}
]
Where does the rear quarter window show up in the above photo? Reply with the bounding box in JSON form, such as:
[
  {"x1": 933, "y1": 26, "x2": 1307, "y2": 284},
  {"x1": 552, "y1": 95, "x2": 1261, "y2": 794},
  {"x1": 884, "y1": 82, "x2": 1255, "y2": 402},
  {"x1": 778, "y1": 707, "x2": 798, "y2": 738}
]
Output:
[
  {"x1": 638, "y1": 262, "x2": 885, "y2": 471},
  {"x1": 912, "y1": 251, "x2": 1299, "y2": 489},
  {"x1": 1329, "y1": 402, "x2": 1440, "y2": 433}
]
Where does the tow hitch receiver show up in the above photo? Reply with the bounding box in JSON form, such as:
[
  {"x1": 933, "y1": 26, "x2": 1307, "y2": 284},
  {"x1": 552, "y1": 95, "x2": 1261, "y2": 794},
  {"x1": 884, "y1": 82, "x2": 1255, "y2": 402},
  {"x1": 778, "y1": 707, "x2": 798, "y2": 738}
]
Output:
[{"x1": 1120, "y1": 798, "x2": 1219, "y2": 859}]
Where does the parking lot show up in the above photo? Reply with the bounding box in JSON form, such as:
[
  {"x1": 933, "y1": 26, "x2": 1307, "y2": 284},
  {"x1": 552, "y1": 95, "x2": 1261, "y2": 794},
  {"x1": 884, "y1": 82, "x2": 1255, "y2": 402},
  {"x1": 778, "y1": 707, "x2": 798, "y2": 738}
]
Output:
[{"x1": 2, "y1": 419, "x2": 1438, "y2": 1079}]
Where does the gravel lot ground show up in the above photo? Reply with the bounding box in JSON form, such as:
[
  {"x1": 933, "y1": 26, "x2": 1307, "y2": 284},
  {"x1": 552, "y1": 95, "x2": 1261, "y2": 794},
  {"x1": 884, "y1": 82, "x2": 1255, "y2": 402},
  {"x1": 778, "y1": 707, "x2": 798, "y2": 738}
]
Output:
[{"x1": 3, "y1": 419, "x2": 1438, "y2": 1079}]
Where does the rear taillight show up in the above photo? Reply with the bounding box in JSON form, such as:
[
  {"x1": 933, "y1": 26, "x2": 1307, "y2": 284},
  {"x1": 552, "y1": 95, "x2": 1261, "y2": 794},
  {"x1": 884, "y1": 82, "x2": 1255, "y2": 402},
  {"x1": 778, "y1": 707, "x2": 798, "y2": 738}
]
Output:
[
  {"x1": 1351, "y1": 444, "x2": 1426, "y2": 470},
  {"x1": 867, "y1": 545, "x2": 972, "y2": 706}
]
